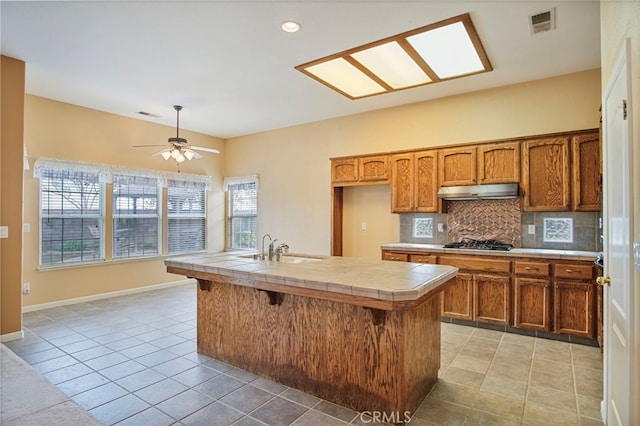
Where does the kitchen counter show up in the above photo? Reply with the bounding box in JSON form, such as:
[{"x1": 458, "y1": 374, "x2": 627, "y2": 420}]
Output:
[
  {"x1": 165, "y1": 251, "x2": 458, "y2": 309},
  {"x1": 381, "y1": 243, "x2": 599, "y2": 261},
  {"x1": 165, "y1": 251, "x2": 458, "y2": 415}
]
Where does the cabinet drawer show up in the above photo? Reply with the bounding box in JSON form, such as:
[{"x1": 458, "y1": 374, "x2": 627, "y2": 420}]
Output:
[
  {"x1": 554, "y1": 263, "x2": 593, "y2": 280},
  {"x1": 439, "y1": 256, "x2": 511, "y2": 273},
  {"x1": 410, "y1": 254, "x2": 438, "y2": 264},
  {"x1": 515, "y1": 261, "x2": 550, "y2": 277},
  {"x1": 383, "y1": 252, "x2": 408, "y2": 262}
]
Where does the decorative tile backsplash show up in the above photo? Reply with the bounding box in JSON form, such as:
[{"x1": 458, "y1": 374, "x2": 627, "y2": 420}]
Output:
[
  {"x1": 399, "y1": 203, "x2": 601, "y2": 251},
  {"x1": 446, "y1": 199, "x2": 522, "y2": 247}
]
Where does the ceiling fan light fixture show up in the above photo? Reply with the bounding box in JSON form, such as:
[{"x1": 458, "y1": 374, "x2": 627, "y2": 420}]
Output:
[
  {"x1": 160, "y1": 150, "x2": 172, "y2": 160},
  {"x1": 183, "y1": 149, "x2": 196, "y2": 161},
  {"x1": 176, "y1": 153, "x2": 186, "y2": 163}
]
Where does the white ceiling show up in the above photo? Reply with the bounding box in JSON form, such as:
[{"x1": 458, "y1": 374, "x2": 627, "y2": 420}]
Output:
[{"x1": 1, "y1": 1, "x2": 601, "y2": 139}]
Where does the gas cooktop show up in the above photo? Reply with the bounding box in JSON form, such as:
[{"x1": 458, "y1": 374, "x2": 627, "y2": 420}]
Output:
[{"x1": 443, "y1": 238, "x2": 514, "y2": 251}]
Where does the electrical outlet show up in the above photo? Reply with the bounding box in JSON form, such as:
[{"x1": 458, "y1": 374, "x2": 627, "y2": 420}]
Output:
[
  {"x1": 361, "y1": 222, "x2": 367, "y2": 231},
  {"x1": 0, "y1": 226, "x2": 8, "y2": 238},
  {"x1": 528, "y1": 225, "x2": 536, "y2": 235},
  {"x1": 23, "y1": 283, "x2": 31, "y2": 295},
  {"x1": 437, "y1": 223, "x2": 445, "y2": 233}
]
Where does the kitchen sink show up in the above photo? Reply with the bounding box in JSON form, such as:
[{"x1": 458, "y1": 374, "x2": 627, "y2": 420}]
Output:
[{"x1": 238, "y1": 253, "x2": 325, "y2": 263}]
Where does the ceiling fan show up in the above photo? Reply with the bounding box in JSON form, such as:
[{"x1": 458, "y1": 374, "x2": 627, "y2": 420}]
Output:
[{"x1": 133, "y1": 105, "x2": 220, "y2": 163}]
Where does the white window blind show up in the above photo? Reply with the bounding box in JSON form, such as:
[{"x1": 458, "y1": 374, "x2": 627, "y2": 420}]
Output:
[
  {"x1": 40, "y1": 168, "x2": 104, "y2": 265},
  {"x1": 227, "y1": 179, "x2": 257, "y2": 249},
  {"x1": 167, "y1": 180, "x2": 207, "y2": 254},
  {"x1": 112, "y1": 174, "x2": 160, "y2": 259}
]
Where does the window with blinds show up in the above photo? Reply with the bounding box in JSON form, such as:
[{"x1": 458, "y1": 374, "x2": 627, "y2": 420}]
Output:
[
  {"x1": 112, "y1": 175, "x2": 160, "y2": 259},
  {"x1": 167, "y1": 180, "x2": 206, "y2": 254},
  {"x1": 40, "y1": 169, "x2": 104, "y2": 265},
  {"x1": 227, "y1": 181, "x2": 257, "y2": 249}
]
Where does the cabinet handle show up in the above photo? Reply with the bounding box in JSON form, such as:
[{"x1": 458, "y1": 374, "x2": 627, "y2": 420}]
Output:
[
  {"x1": 524, "y1": 267, "x2": 538, "y2": 271},
  {"x1": 565, "y1": 269, "x2": 574, "y2": 273}
]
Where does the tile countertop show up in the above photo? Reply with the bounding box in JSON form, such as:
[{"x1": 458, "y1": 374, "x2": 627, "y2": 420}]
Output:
[
  {"x1": 381, "y1": 243, "x2": 600, "y2": 262},
  {"x1": 165, "y1": 251, "x2": 458, "y2": 303}
]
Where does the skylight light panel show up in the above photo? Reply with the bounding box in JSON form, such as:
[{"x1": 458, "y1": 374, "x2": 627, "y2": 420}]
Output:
[
  {"x1": 351, "y1": 42, "x2": 432, "y2": 89},
  {"x1": 304, "y1": 58, "x2": 386, "y2": 98},
  {"x1": 407, "y1": 21, "x2": 485, "y2": 79}
]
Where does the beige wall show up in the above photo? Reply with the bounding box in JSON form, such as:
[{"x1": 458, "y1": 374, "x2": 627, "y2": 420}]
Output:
[
  {"x1": 226, "y1": 69, "x2": 602, "y2": 259},
  {"x1": 600, "y1": 1, "x2": 640, "y2": 422},
  {"x1": 1, "y1": 56, "x2": 26, "y2": 337},
  {"x1": 21, "y1": 96, "x2": 225, "y2": 307}
]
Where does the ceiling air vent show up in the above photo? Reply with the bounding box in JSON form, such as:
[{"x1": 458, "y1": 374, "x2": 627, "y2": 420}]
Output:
[{"x1": 529, "y1": 8, "x2": 556, "y2": 34}]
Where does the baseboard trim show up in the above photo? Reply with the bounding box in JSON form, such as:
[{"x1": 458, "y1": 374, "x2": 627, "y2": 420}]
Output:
[
  {"x1": 22, "y1": 279, "x2": 195, "y2": 313},
  {"x1": 1, "y1": 330, "x2": 25, "y2": 343}
]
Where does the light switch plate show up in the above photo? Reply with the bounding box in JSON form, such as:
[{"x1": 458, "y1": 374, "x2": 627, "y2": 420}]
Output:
[
  {"x1": 528, "y1": 225, "x2": 536, "y2": 235},
  {"x1": 23, "y1": 223, "x2": 30, "y2": 233},
  {"x1": 0, "y1": 226, "x2": 8, "y2": 239},
  {"x1": 634, "y1": 242, "x2": 640, "y2": 272}
]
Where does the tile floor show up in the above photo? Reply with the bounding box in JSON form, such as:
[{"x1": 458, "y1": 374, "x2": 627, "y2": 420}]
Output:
[{"x1": 4, "y1": 283, "x2": 604, "y2": 425}]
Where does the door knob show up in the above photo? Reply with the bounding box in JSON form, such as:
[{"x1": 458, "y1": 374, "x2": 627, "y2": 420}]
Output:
[{"x1": 596, "y1": 276, "x2": 611, "y2": 286}]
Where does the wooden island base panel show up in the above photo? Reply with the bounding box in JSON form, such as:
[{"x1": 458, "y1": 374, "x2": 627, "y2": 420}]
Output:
[{"x1": 165, "y1": 252, "x2": 458, "y2": 417}]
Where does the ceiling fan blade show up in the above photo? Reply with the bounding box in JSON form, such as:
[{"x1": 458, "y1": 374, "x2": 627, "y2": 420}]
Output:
[
  {"x1": 190, "y1": 146, "x2": 220, "y2": 154},
  {"x1": 191, "y1": 151, "x2": 204, "y2": 159},
  {"x1": 132, "y1": 144, "x2": 169, "y2": 148}
]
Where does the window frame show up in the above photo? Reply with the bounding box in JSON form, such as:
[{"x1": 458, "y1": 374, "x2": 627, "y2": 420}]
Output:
[
  {"x1": 39, "y1": 168, "x2": 106, "y2": 267},
  {"x1": 167, "y1": 179, "x2": 207, "y2": 255},
  {"x1": 112, "y1": 174, "x2": 162, "y2": 260},
  {"x1": 225, "y1": 176, "x2": 258, "y2": 251}
]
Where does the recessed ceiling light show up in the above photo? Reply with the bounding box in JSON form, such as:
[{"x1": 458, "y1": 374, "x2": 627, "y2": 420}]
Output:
[
  {"x1": 295, "y1": 13, "x2": 492, "y2": 99},
  {"x1": 281, "y1": 21, "x2": 301, "y2": 33}
]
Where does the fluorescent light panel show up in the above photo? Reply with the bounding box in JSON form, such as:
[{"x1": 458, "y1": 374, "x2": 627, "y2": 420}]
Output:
[{"x1": 296, "y1": 13, "x2": 491, "y2": 99}]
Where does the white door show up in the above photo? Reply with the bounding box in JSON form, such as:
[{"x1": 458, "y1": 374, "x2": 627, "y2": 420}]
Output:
[{"x1": 601, "y1": 38, "x2": 634, "y2": 426}]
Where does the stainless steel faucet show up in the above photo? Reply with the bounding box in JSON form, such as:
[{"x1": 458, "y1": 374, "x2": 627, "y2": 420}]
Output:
[
  {"x1": 261, "y1": 234, "x2": 273, "y2": 260},
  {"x1": 267, "y1": 238, "x2": 278, "y2": 261}
]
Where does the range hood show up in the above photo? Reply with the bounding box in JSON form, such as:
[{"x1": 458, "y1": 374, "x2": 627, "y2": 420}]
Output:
[{"x1": 437, "y1": 183, "x2": 519, "y2": 200}]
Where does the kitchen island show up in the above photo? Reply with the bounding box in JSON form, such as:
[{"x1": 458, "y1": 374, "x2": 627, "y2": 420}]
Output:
[{"x1": 165, "y1": 252, "x2": 457, "y2": 415}]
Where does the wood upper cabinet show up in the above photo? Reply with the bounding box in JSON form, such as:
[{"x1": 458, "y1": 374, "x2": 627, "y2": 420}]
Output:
[
  {"x1": 331, "y1": 155, "x2": 389, "y2": 186},
  {"x1": 572, "y1": 132, "x2": 601, "y2": 211},
  {"x1": 477, "y1": 142, "x2": 520, "y2": 184},
  {"x1": 438, "y1": 147, "x2": 477, "y2": 186},
  {"x1": 390, "y1": 150, "x2": 438, "y2": 213},
  {"x1": 359, "y1": 155, "x2": 389, "y2": 183},
  {"x1": 521, "y1": 137, "x2": 571, "y2": 211}
]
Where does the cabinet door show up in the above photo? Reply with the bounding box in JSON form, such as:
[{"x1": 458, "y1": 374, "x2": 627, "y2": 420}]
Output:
[
  {"x1": 359, "y1": 155, "x2": 389, "y2": 183},
  {"x1": 414, "y1": 150, "x2": 439, "y2": 212},
  {"x1": 553, "y1": 280, "x2": 594, "y2": 338},
  {"x1": 572, "y1": 132, "x2": 601, "y2": 211},
  {"x1": 390, "y1": 153, "x2": 414, "y2": 213},
  {"x1": 441, "y1": 273, "x2": 473, "y2": 320},
  {"x1": 473, "y1": 274, "x2": 511, "y2": 325},
  {"x1": 521, "y1": 137, "x2": 570, "y2": 211},
  {"x1": 514, "y1": 277, "x2": 551, "y2": 331},
  {"x1": 477, "y1": 142, "x2": 520, "y2": 184},
  {"x1": 438, "y1": 147, "x2": 477, "y2": 186},
  {"x1": 331, "y1": 158, "x2": 358, "y2": 184}
]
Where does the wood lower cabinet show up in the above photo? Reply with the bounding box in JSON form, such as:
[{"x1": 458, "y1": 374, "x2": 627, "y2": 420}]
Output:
[
  {"x1": 382, "y1": 249, "x2": 598, "y2": 340},
  {"x1": 514, "y1": 278, "x2": 551, "y2": 331},
  {"x1": 553, "y1": 262, "x2": 595, "y2": 338},
  {"x1": 439, "y1": 256, "x2": 511, "y2": 326},
  {"x1": 441, "y1": 273, "x2": 473, "y2": 320},
  {"x1": 474, "y1": 274, "x2": 511, "y2": 325}
]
